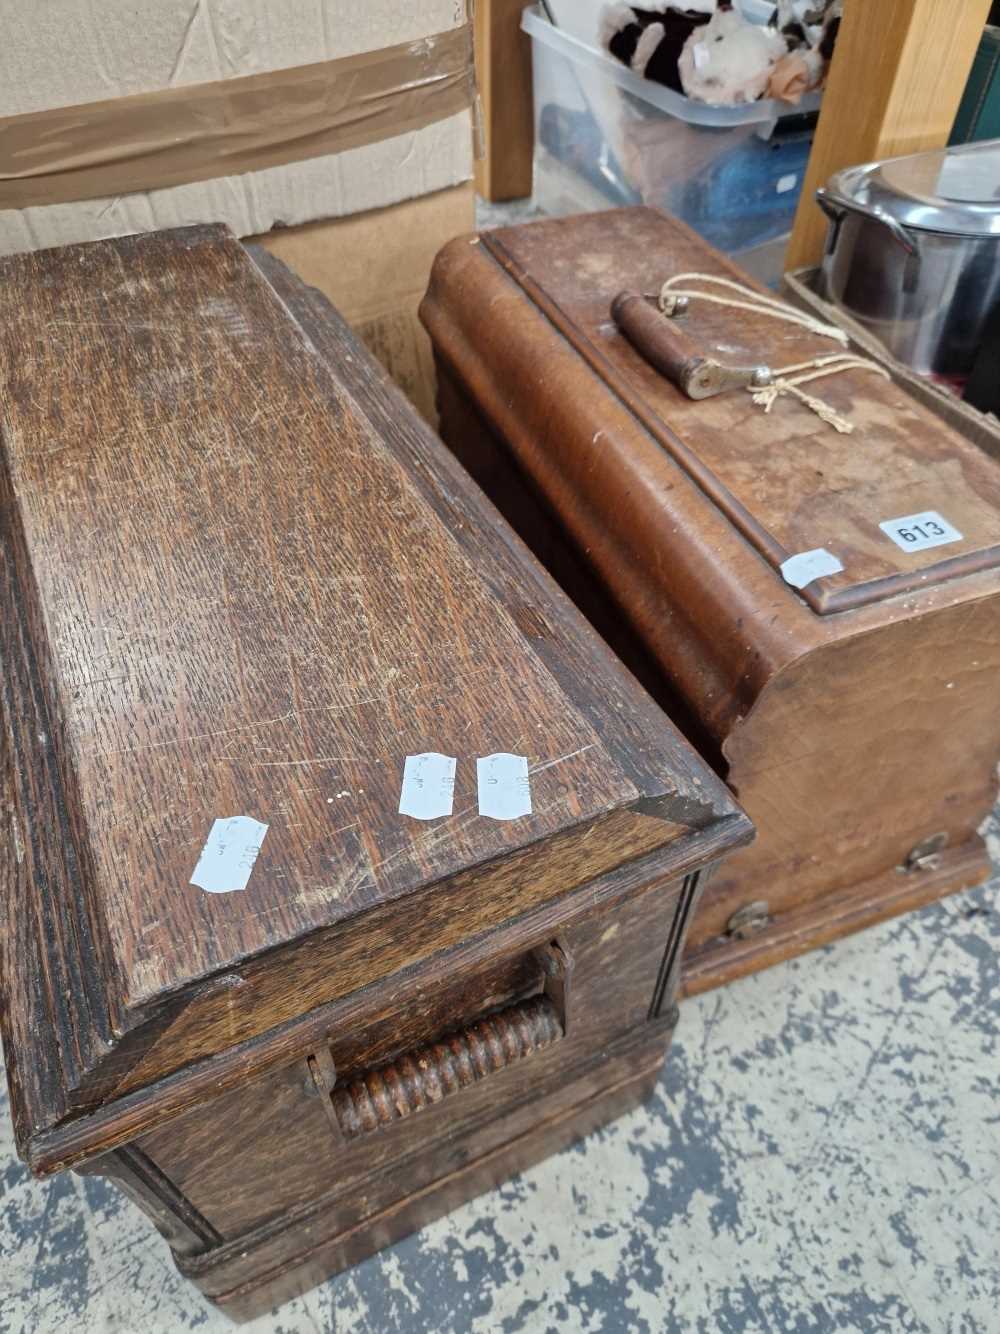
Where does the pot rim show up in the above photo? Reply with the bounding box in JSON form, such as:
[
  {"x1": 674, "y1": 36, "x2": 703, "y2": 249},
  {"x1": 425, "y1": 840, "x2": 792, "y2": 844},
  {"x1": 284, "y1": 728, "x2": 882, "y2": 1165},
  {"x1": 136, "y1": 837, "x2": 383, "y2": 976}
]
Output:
[{"x1": 823, "y1": 140, "x2": 1000, "y2": 239}]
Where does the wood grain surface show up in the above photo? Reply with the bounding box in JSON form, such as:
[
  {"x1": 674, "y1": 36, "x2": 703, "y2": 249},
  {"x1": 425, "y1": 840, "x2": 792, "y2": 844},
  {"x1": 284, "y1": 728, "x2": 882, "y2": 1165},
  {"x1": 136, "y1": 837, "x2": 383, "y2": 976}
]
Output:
[
  {"x1": 1, "y1": 226, "x2": 627, "y2": 998},
  {"x1": 681, "y1": 835, "x2": 991, "y2": 996},
  {"x1": 480, "y1": 210, "x2": 1000, "y2": 615},
  {"x1": 136, "y1": 859, "x2": 699, "y2": 1240},
  {"x1": 1, "y1": 233, "x2": 749, "y2": 1317},
  {"x1": 247, "y1": 242, "x2": 729, "y2": 812},
  {"x1": 421, "y1": 205, "x2": 1000, "y2": 984},
  {"x1": 75, "y1": 1144, "x2": 222, "y2": 1256},
  {"x1": 0, "y1": 225, "x2": 749, "y2": 1162},
  {"x1": 178, "y1": 1029, "x2": 667, "y2": 1319}
]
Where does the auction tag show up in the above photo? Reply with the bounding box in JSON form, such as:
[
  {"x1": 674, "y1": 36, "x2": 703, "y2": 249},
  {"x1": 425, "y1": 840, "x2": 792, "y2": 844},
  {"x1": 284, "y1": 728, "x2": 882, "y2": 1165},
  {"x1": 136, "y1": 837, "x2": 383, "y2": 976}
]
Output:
[
  {"x1": 398, "y1": 752, "x2": 456, "y2": 820},
  {"x1": 879, "y1": 511, "x2": 963, "y2": 553},
  {"x1": 779, "y1": 547, "x2": 844, "y2": 589},
  {"x1": 191, "y1": 816, "x2": 268, "y2": 894},
  {"x1": 477, "y1": 753, "x2": 532, "y2": 821}
]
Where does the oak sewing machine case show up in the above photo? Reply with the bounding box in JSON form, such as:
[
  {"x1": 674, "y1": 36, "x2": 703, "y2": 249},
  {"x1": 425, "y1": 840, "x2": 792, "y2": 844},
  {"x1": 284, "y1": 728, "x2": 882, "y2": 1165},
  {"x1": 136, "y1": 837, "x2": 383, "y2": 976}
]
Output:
[
  {"x1": 420, "y1": 206, "x2": 1000, "y2": 996},
  {"x1": 0, "y1": 225, "x2": 751, "y2": 1318}
]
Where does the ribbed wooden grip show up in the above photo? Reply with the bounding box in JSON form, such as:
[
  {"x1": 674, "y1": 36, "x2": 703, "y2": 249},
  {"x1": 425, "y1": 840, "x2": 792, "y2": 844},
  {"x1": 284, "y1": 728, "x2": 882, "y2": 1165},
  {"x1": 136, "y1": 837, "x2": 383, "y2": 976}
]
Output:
[{"x1": 330, "y1": 995, "x2": 562, "y2": 1140}]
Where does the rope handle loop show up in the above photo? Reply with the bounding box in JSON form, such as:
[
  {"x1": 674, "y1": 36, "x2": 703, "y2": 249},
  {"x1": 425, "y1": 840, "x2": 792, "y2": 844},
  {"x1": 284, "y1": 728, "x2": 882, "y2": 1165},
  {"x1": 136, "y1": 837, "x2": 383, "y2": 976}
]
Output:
[
  {"x1": 659, "y1": 272, "x2": 851, "y2": 346},
  {"x1": 656, "y1": 273, "x2": 892, "y2": 433}
]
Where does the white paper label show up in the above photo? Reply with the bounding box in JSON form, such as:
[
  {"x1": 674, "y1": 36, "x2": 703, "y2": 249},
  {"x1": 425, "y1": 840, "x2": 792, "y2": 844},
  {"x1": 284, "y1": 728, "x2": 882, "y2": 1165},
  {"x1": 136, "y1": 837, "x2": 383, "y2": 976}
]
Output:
[
  {"x1": 191, "y1": 817, "x2": 268, "y2": 894},
  {"x1": 779, "y1": 547, "x2": 844, "y2": 589},
  {"x1": 398, "y1": 752, "x2": 456, "y2": 820},
  {"x1": 477, "y1": 753, "x2": 532, "y2": 821},
  {"x1": 776, "y1": 173, "x2": 798, "y2": 194},
  {"x1": 879, "y1": 511, "x2": 963, "y2": 553}
]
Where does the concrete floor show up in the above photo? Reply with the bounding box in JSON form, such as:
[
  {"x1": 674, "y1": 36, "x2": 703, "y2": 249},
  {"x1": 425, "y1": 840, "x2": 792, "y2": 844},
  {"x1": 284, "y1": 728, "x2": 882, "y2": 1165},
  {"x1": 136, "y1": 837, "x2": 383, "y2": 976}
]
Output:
[{"x1": 2, "y1": 814, "x2": 997, "y2": 1333}]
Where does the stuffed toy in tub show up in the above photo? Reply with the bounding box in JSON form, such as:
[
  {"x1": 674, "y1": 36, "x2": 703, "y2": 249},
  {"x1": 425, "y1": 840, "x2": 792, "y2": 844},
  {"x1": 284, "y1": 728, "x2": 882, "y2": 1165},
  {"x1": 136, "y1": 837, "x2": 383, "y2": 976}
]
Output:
[{"x1": 600, "y1": 0, "x2": 841, "y2": 105}]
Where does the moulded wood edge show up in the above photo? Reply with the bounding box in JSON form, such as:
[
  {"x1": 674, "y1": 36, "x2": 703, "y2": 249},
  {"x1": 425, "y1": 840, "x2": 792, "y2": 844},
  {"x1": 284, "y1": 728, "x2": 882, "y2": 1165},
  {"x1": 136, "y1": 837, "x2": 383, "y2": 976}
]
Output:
[
  {"x1": 23, "y1": 815, "x2": 749, "y2": 1177},
  {"x1": 681, "y1": 835, "x2": 991, "y2": 996}
]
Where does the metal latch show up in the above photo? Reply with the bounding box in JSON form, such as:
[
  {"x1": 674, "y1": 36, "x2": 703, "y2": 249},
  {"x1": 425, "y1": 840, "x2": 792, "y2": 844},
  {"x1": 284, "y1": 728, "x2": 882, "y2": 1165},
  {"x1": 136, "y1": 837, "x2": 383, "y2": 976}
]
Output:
[
  {"x1": 900, "y1": 832, "x2": 948, "y2": 873},
  {"x1": 726, "y1": 901, "x2": 771, "y2": 940}
]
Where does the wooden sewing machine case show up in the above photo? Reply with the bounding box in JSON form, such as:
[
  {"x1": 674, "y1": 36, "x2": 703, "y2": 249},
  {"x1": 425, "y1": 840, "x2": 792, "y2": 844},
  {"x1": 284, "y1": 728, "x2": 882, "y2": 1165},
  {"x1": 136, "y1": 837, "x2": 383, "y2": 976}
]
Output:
[
  {"x1": 420, "y1": 206, "x2": 1000, "y2": 995},
  {"x1": 0, "y1": 226, "x2": 750, "y2": 1319}
]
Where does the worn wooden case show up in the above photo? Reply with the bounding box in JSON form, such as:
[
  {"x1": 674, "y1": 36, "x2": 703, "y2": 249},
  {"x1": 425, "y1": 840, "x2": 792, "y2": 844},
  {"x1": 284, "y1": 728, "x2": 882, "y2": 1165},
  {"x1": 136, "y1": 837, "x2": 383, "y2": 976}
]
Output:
[
  {"x1": 420, "y1": 206, "x2": 1000, "y2": 996},
  {"x1": 0, "y1": 227, "x2": 750, "y2": 1320}
]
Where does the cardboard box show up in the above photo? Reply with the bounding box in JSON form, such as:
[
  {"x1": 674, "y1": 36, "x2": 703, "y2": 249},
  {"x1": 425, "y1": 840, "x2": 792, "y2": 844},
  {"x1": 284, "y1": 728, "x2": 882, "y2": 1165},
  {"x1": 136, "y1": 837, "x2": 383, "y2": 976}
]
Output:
[
  {"x1": 0, "y1": 0, "x2": 473, "y2": 256},
  {"x1": 258, "y1": 181, "x2": 476, "y2": 423}
]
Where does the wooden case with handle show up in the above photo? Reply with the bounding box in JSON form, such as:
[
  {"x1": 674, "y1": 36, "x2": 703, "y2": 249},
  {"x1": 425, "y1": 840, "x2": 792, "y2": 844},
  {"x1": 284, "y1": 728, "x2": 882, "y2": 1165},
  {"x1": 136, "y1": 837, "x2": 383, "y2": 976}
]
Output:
[
  {"x1": 0, "y1": 225, "x2": 750, "y2": 1319},
  {"x1": 420, "y1": 206, "x2": 1000, "y2": 996}
]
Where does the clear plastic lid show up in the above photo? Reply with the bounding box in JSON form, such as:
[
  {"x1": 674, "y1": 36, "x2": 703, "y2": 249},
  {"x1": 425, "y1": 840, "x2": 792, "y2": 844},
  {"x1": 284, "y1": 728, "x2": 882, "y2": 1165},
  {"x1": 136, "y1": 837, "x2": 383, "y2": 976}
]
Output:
[
  {"x1": 521, "y1": 4, "x2": 820, "y2": 130},
  {"x1": 827, "y1": 139, "x2": 1000, "y2": 236}
]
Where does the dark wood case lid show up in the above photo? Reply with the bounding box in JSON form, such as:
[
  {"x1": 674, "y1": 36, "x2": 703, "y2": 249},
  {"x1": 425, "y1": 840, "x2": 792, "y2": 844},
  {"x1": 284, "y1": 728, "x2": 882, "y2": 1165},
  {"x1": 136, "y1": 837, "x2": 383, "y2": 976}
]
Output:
[
  {"x1": 475, "y1": 209, "x2": 1000, "y2": 616},
  {"x1": 0, "y1": 226, "x2": 749, "y2": 1167}
]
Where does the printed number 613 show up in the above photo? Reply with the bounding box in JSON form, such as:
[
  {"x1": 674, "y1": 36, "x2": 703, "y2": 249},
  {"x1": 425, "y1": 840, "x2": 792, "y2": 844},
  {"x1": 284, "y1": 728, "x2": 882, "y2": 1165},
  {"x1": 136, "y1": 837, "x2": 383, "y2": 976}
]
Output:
[{"x1": 879, "y1": 511, "x2": 962, "y2": 554}]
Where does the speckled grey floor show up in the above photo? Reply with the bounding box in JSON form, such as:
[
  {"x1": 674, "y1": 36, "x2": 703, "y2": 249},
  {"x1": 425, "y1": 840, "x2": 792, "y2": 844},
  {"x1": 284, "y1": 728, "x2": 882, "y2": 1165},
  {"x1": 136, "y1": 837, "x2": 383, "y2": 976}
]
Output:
[{"x1": 3, "y1": 816, "x2": 997, "y2": 1333}]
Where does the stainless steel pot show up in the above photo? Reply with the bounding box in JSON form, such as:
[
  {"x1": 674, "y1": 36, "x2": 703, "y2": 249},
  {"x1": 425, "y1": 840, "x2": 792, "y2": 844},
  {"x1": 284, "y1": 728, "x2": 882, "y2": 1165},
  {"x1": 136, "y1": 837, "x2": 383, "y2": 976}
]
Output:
[{"x1": 817, "y1": 139, "x2": 1000, "y2": 377}]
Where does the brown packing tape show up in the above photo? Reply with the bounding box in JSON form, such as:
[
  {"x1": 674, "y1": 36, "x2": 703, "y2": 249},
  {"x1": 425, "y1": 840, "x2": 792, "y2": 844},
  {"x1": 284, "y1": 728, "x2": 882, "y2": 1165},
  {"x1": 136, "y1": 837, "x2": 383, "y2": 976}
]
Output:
[{"x1": 0, "y1": 26, "x2": 474, "y2": 210}]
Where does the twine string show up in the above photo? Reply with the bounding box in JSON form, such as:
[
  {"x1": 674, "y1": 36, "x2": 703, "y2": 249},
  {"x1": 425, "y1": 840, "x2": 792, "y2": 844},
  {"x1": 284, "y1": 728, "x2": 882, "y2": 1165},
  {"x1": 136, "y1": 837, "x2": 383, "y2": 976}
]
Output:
[{"x1": 657, "y1": 273, "x2": 890, "y2": 433}]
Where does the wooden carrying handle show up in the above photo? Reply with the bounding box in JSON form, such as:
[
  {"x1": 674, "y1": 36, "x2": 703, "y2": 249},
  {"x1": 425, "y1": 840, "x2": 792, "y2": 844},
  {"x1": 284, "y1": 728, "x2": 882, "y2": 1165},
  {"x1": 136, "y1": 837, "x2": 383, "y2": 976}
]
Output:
[
  {"x1": 331, "y1": 994, "x2": 562, "y2": 1139},
  {"x1": 312, "y1": 942, "x2": 572, "y2": 1142},
  {"x1": 611, "y1": 290, "x2": 709, "y2": 394},
  {"x1": 611, "y1": 290, "x2": 771, "y2": 400}
]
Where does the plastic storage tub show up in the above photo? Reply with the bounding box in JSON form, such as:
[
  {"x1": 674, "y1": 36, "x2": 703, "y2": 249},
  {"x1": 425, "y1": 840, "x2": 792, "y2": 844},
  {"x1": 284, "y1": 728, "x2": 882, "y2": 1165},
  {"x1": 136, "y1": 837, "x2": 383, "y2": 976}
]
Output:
[{"x1": 522, "y1": 4, "x2": 819, "y2": 266}]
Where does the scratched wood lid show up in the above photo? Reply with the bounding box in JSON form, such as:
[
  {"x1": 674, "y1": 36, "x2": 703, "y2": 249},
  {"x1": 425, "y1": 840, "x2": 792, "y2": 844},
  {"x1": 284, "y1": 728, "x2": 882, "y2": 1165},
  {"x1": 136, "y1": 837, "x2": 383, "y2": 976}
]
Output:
[
  {"x1": 478, "y1": 208, "x2": 1000, "y2": 615},
  {"x1": 0, "y1": 225, "x2": 749, "y2": 1167}
]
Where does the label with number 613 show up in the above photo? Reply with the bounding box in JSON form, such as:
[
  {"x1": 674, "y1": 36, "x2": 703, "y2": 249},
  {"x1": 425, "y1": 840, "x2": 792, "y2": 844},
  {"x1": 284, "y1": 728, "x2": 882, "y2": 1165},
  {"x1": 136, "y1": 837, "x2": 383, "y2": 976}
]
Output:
[{"x1": 879, "y1": 510, "x2": 963, "y2": 553}]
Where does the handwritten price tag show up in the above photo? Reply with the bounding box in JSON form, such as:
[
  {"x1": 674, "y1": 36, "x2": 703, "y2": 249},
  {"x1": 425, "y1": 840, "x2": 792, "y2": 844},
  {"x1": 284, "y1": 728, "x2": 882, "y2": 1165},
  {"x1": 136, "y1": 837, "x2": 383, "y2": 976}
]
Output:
[
  {"x1": 780, "y1": 547, "x2": 844, "y2": 589},
  {"x1": 190, "y1": 816, "x2": 268, "y2": 894},
  {"x1": 477, "y1": 753, "x2": 532, "y2": 821},
  {"x1": 398, "y1": 752, "x2": 457, "y2": 820}
]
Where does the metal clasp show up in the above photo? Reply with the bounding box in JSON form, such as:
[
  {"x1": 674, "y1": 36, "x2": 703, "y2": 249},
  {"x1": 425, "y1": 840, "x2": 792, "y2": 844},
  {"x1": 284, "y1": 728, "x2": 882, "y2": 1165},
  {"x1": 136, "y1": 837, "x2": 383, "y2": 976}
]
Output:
[
  {"x1": 900, "y1": 832, "x2": 948, "y2": 873},
  {"x1": 726, "y1": 901, "x2": 771, "y2": 940}
]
